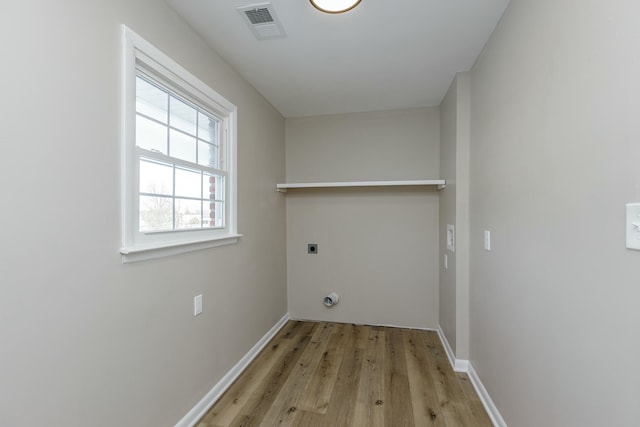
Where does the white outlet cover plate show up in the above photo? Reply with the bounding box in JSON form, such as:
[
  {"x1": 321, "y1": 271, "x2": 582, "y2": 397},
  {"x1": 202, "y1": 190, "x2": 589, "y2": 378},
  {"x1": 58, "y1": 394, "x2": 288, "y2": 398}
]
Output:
[{"x1": 626, "y1": 203, "x2": 640, "y2": 250}]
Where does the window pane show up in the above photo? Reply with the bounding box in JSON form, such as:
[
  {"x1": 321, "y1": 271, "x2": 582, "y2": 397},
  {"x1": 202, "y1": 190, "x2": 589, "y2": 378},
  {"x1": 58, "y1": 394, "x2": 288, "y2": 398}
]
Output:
[
  {"x1": 140, "y1": 159, "x2": 173, "y2": 196},
  {"x1": 175, "y1": 198, "x2": 202, "y2": 230},
  {"x1": 170, "y1": 96, "x2": 197, "y2": 135},
  {"x1": 139, "y1": 196, "x2": 173, "y2": 232},
  {"x1": 204, "y1": 201, "x2": 224, "y2": 228},
  {"x1": 175, "y1": 167, "x2": 201, "y2": 199},
  {"x1": 198, "y1": 140, "x2": 218, "y2": 169},
  {"x1": 169, "y1": 129, "x2": 196, "y2": 163},
  {"x1": 136, "y1": 77, "x2": 168, "y2": 123},
  {"x1": 204, "y1": 174, "x2": 224, "y2": 201},
  {"x1": 136, "y1": 115, "x2": 167, "y2": 154},
  {"x1": 198, "y1": 112, "x2": 218, "y2": 143}
]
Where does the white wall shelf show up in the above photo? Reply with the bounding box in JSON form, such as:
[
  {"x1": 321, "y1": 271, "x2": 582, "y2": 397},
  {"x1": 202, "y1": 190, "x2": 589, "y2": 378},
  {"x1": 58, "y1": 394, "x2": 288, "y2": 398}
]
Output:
[{"x1": 276, "y1": 179, "x2": 446, "y2": 192}]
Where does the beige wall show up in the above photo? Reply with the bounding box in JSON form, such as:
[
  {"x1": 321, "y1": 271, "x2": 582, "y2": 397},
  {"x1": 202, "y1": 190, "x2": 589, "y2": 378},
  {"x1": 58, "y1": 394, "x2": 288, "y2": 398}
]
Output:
[
  {"x1": 286, "y1": 109, "x2": 440, "y2": 182},
  {"x1": 0, "y1": 1, "x2": 286, "y2": 426},
  {"x1": 285, "y1": 108, "x2": 441, "y2": 328},
  {"x1": 469, "y1": 0, "x2": 640, "y2": 425},
  {"x1": 439, "y1": 77, "x2": 458, "y2": 349},
  {"x1": 439, "y1": 72, "x2": 471, "y2": 359}
]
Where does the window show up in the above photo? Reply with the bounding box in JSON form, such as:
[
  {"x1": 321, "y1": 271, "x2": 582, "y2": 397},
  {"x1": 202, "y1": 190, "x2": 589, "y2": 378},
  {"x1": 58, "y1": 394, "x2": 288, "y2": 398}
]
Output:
[{"x1": 121, "y1": 26, "x2": 239, "y2": 262}]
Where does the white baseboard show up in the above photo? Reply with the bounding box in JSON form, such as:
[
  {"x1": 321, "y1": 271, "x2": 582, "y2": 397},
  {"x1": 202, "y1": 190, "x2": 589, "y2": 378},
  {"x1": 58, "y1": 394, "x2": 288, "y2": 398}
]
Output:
[
  {"x1": 436, "y1": 325, "x2": 506, "y2": 427},
  {"x1": 467, "y1": 362, "x2": 507, "y2": 427},
  {"x1": 288, "y1": 316, "x2": 438, "y2": 332},
  {"x1": 436, "y1": 326, "x2": 468, "y2": 372},
  {"x1": 174, "y1": 313, "x2": 291, "y2": 427}
]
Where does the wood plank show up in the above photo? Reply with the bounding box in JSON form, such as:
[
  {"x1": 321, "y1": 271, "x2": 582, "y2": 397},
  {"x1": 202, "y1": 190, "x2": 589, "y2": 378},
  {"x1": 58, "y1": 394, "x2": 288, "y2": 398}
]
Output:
[
  {"x1": 258, "y1": 322, "x2": 335, "y2": 426},
  {"x1": 296, "y1": 323, "x2": 348, "y2": 414},
  {"x1": 419, "y1": 330, "x2": 468, "y2": 426},
  {"x1": 352, "y1": 326, "x2": 385, "y2": 427},
  {"x1": 196, "y1": 322, "x2": 301, "y2": 426},
  {"x1": 383, "y1": 327, "x2": 415, "y2": 427},
  {"x1": 457, "y1": 372, "x2": 494, "y2": 425},
  {"x1": 291, "y1": 323, "x2": 366, "y2": 427},
  {"x1": 402, "y1": 329, "x2": 448, "y2": 426},
  {"x1": 281, "y1": 320, "x2": 305, "y2": 340},
  {"x1": 324, "y1": 323, "x2": 368, "y2": 426},
  {"x1": 419, "y1": 330, "x2": 491, "y2": 426},
  {"x1": 226, "y1": 322, "x2": 317, "y2": 427}
]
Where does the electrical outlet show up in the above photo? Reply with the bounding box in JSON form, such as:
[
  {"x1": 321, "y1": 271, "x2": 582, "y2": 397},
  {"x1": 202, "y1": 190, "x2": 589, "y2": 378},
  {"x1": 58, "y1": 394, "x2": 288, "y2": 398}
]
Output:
[{"x1": 308, "y1": 243, "x2": 318, "y2": 254}]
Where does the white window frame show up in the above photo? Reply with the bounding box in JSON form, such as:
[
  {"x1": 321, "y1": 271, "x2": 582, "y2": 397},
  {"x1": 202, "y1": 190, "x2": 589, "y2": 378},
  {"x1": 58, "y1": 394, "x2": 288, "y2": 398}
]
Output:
[{"x1": 120, "y1": 26, "x2": 240, "y2": 263}]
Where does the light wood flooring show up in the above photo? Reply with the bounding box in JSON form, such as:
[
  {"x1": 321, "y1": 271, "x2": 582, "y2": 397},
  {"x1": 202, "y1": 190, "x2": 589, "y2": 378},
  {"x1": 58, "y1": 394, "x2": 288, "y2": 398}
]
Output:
[{"x1": 196, "y1": 321, "x2": 493, "y2": 427}]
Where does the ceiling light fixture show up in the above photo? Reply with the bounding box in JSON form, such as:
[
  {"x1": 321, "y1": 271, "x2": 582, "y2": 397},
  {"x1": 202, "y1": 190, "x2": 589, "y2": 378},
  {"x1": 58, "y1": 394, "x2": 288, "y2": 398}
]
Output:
[{"x1": 310, "y1": 0, "x2": 361, "y2": 14}]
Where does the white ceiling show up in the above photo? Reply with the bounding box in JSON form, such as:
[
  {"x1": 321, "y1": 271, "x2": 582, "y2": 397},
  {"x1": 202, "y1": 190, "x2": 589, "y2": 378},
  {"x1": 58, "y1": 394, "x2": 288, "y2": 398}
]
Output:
[{"x1": 166, "y1": 0, "x2": 510, "y2": 118}]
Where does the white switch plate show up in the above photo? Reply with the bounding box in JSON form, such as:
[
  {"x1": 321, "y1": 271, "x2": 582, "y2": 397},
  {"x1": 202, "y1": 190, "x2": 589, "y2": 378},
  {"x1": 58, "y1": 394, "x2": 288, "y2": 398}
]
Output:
[
  {"x1": 194, "y1": 294, "x2": 203, "y2": 316},
  {"x1": 447, "y1": 224, "x2": 455, "y2": 252},
  {"x1": 484, "y1": 230, "x2": 491, "y2": 251},
  {"x1": 626, "y1": 203, "x2": 640, "y2": 250}
]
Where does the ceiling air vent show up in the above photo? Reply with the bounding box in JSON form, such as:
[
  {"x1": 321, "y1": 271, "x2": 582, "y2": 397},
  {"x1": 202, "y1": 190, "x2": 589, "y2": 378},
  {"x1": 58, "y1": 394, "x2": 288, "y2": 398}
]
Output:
[
  {"x1": 245, "y1": 8, "x2": 274, "y2": 25},
  {"x1": 237, "y1": 3, "x2": 287, "y2": 40}
]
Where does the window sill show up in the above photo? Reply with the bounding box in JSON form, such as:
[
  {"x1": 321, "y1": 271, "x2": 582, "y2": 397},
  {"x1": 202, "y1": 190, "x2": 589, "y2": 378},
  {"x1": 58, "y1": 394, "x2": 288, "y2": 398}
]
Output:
[{"x1": 120, "y1": 233, "x2": 242, "y2": 263}]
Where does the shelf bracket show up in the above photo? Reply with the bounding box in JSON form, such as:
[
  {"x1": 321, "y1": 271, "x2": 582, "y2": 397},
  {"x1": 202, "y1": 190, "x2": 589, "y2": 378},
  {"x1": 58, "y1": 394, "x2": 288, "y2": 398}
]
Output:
[{"x1": 438, "y1": 183, "x2": 446, "y2": 190}]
